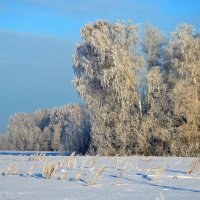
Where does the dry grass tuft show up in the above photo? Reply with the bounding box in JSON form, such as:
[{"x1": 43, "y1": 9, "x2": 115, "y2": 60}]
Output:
[
  {"x1": 155, "y1": 165, "x2": 164, "y2": 178},
  {"x1": 5, "y1": 163, "x2": 15, "y2": 176},
  {"x1": 67, "y1": 152, "x2": 77, "y2": 169},
  {"x1": 90, "y1": 166, "x2": 105, "y2": 185},
  {"x1": 119, "y1": 163, "x2": 129, "y2": 177},
  {"x1": 59, "y1": 158, "x2": 68, "y2": 169},
  {"x1": 42, "y1": 162, "x2": 57, "y2": 179},
  {"x1": 82, "y1": 157, "x2": 89, "y2": 169},
  {"x1": 28, "y1": 164, "x2": 37, "y2": 176},
  {"x1": 188, "y1": 158, "x2": 200, "y2": 175},
  {"x1": 155, "y1": 193, "x2": 165, "y2": 200},
  {"x1": 90, "y1": 154, "x2": 100, "y2": 170},
  {"x1": 28, "y1": 153, "x2": 45, "y2": 161},
  {"x1": 13, "y1": 170, "x2": 24, "y2": 175},
  {"x1": 58, "y1": 172, "x2": 68, "y2": 180},
  {"x1": 0, "y1": 168, "x2": 5, "y2": 176},
  {"x1": 75, "y1": 172, "x2": 87, "y2": 181},
  {"x1": 114, "y1": 158, "x2": 123, "y2": 169}
]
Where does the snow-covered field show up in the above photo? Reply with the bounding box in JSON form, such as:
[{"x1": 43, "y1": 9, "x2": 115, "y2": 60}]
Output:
[{"x1": 0, "y1": 152, "x2": 200, "y2": 200}]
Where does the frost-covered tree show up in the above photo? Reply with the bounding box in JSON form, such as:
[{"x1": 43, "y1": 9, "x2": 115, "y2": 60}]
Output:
[
  {"x1": 7, "y1": 113, "x2": 37, "y2": 150},
  {"x1": 52, "y1": 123, "x2": 62, "y2": 151},
  {"x1": 1, "y1": 104, "x2": 91, "y2": 154},
  {"x1": 167, "y1": 24, "x2": 200, "y2": 156},
  {"x1": 142, "y1": 23, "x2": 166, "y2": 70},
  {"x1": 0, "y1": 134, "x2": 7, "y2": 150},
  {"x1": 138, "y1": 67, "x2": 172, "y2": 155},
  {"x1": 136, "y1": 24, "x2": 173, "y2": 155},
  {"x1": 73, "y1": 20, "x2": 144, "y2": 155},
  {"x1": 50, "y1": 105, "x2": 91, "y2": 153}
]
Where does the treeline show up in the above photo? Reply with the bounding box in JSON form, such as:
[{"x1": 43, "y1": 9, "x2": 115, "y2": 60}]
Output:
[
  {"x1": 0, "y1": 104, "x2": 90, "y2": 154},
  {"x1": 73, "y1": 20, "x2": 200, "y2": 156},
  {"x1": 1, "y1": 21, "x2": 200, "y2": 156}
]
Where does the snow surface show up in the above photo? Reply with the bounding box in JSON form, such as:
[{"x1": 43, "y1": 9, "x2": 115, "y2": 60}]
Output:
[{"x1": 0, "y1": 152, "x2": 200, "y2": 200}]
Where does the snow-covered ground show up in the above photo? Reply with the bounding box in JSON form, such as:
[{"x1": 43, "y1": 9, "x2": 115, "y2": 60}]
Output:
[{"x1": 0, "y1": 152, "x2": 200, "y2": 200}]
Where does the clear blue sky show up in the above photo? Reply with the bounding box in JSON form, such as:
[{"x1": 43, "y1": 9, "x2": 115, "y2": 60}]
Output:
[{"x1": 0, "y1": 0, "x2": 200, "y2": 132}]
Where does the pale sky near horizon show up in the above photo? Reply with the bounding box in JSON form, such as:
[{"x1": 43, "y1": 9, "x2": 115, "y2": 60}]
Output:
[{"x1": 0, "y1": 0, "x2": 200, "y2": 132}]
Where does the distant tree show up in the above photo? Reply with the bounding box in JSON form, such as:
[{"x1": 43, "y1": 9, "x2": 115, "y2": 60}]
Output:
[
  {"x1": 7, "y1": 113, "x2": 36, "y2": 150},
  {"x1": 51, "y1": 105, "x2": 91, "y2": 154},
  {"x1": 52, "y1": 123, "x2": 62, "y2": 151},
  {"x1": 0, "y1": 134, "x2": 7, "y2": 150},
  {"x1": 2, "y1": 104, "x2": 91, "y2": 154},
  {"x1": 39, "y1": 127, "x2": 52, "y2": 151}
]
